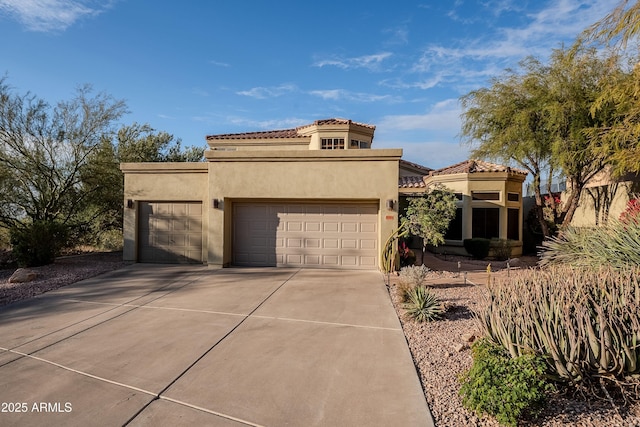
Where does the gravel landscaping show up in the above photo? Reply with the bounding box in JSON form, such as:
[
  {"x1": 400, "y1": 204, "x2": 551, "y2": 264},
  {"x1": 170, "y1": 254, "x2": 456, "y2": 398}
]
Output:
[
  {"x1": 1, "y1": 252, "x2": 639, "y2": 426},
  {"x1": 388, "y1": 255, "x2": 640, "y2": 427},
  {"x1": 0, "y1": 251, "x2": 129, "y2": 307}
]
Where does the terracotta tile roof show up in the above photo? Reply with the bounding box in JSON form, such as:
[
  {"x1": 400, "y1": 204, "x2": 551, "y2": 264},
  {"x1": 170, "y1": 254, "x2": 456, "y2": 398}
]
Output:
[
  {"x1": 206, "y1": 128, "x2": 301, "y2": 140},
  {"x1": 400, "y1": 159, "x2": 433, "y2": 174},
  {"x1": 429, "y1": 159, "x2": 528, "y2": 176},
  {"x1": 206, "y1": 118, "x2": 375, "y2": 141},
  {"x1": 297, "y1": 118, "x2": 376, "y2": 131},
  {"x1": 399, "y1": 176, "x2": 426, "y2": 188}
]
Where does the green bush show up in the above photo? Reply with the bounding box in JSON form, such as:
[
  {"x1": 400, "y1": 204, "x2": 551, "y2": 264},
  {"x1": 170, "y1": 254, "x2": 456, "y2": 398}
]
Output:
[
  {"x1": 402, "y1": 285, "x2": 444, "y2": 322},
  {"x1": 491, "y1": 239, "x2": 512, "y2": 260},
  {"x1": 463, "y1": 238, "x2": 490, "y2": 259},
  {"x1": 460, "y1": 339, "x2": 551, "y2": 426},
  {"x1": 10, "y1": 221, "x2": 69, "y2": 267},
  {"x1": 478, "y1": 266, "x2": 640, "y2": 396}
]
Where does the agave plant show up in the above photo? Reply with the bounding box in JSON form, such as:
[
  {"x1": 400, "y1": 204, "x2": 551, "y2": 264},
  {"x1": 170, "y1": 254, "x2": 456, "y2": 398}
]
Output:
[
  {"x1": 539, "y1": 219, "x2": 640, "y2": 268},
  {"x1": 403, "y1": 285, "x2": 444, "y2": 322}
]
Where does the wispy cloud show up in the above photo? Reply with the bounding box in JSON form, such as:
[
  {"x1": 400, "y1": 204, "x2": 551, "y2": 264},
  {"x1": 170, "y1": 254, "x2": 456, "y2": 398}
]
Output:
[
  {"x1": 209, "y1": 60, "x2": 230, "y2": 68},
  {"x1": 378, "y1": 99, "x2": 461, "y2": 131},
  {"x1": 0, "y1": 0, "x2": 114, "y2": 32},
  {"x1": 236, "y1": 84, "x2": 297, "y2": 99},
  {"x1": 313, "y1": 52, "x2": 393, "y2": 71},
  {"x1": 309, "y1": 89, "x2": 399, "y2": 103},
  {"x1": 400, "y1": 0, "x2": 620, "y2": 94}
]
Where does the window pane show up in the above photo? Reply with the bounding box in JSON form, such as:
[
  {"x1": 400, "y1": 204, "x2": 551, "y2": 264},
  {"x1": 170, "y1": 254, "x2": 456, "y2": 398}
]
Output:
[
  {"x1": 444, "y1": 208, "x2": 463, "y2": 240},
  {"x1": 508, "y1": 193, "x2": 520, "y2": 202},
  {"x1": 507, "y1": 208, "x2": 519, "y2": 240},
  {"x1": 472, "y1": 208, "x2": 500, "y2": 239},
  {"x1": 472, "y1": 192, "x2": 500, "y2": 201}
]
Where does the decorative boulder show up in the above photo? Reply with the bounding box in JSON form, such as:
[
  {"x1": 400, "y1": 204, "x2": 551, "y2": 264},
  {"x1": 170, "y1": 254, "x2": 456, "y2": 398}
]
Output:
[{"x1": 8, "y1": 268, "x2": 38, "y2": 284}]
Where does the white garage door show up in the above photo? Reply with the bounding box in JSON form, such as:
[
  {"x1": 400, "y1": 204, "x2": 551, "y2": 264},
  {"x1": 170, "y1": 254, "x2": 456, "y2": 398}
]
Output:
[
  {"x1": 233, "y1": 202, "x2": 378, "y2": 269},
  {"x1": 138, "y1": 202, "x2": 203, "y2": 263}
]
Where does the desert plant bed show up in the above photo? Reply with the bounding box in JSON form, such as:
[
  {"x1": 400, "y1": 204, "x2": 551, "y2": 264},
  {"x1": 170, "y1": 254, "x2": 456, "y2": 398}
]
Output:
[{"x1": 387, "y1": 266, "x2": 640, "y2": 427}]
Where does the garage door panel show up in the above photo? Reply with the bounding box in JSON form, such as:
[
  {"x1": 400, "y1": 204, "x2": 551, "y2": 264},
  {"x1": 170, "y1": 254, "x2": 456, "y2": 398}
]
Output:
[
  {"x1": 138, "y1": 202, "x2": 203, "y2": 264},
  {"x1": 233, "y1": 202, "x2": 378, "y2": 269}
]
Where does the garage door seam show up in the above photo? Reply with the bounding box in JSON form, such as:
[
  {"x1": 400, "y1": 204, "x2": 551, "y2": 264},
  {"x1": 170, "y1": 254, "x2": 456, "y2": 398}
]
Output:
[{"x1": 123, "y1": 268, "x2": 302, "y2": 426}]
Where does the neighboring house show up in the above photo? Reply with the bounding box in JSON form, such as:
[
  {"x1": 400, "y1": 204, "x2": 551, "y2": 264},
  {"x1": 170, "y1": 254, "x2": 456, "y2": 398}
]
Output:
[
  {"x1": 399, "y1": 160, "x2": 528, "y2": 258},
  {"x1": 121, "y1": 119, "x2": 528, "y2": 269},
  {"x1": 566, "y1": 169, "x2": 640, "y2": 227}
]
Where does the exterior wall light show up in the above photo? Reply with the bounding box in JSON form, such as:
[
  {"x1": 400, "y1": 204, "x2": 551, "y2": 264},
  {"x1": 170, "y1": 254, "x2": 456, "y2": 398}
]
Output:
[
  {"x1": 212, "y1": 198, "x2": 220, "y2": 209},
  {"x1": 386, "y1": 199, "x2": 395, "y2": 211},
  {"x1": 126, "y1": 199, "x2": 134, "y2": 209}
]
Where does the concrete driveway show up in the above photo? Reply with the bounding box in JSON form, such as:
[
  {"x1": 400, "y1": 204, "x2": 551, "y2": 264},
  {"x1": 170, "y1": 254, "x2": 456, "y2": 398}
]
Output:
[{"x1": 0, "y1": 265, "x2": 433, "y2": 426}]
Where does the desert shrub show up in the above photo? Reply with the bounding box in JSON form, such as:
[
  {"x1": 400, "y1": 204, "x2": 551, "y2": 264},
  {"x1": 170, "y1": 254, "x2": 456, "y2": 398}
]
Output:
[
  {"x1": 460, "y1": 338, "x2": 551, "y2": 426},
  {"x1": 397, "y1": 265, "x2": 431, "y2": 302},
  {"x1": 0, "y1": 227, "x2": 10, "y2": 250},
  {"x1": 477, "y1": 266, "x2": 640, "y2": 399},
  {"x1": 490, "y1": 239, "x2": 511, "y2": 261},
  {"x1": 9, "y1": 220, "x2": 69, "y2": 267},
  {"x1": 463, "y1": 238, "x2": 490, "y2": 259},
  {"x1": 403, "y1": 285, "x2": 444, "y2": 322},
  {"x1": 95, "y1": 229, "x2": 124, "y2": 251},
  {"x1": 539, "y1": 219, "x2": 640, "y2": 268},
  {"x1": 399, "y1": 264, "x2": 430, "y2": 286}
]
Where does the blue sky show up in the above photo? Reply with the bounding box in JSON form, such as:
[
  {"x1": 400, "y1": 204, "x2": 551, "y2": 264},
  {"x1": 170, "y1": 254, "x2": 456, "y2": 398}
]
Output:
[{"x1": 0, "y1": 0, "x2": 621, "y2": 169}]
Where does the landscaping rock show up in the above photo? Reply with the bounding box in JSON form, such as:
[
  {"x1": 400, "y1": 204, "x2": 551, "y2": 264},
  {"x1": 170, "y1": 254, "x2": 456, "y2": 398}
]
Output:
[{"x1": 8, "y1": 268, "x2": 38, "y2": 283}]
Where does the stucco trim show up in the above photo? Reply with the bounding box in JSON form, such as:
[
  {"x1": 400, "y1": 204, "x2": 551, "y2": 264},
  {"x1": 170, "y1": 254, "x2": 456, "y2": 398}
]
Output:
[
  {"x1": 205, "y1": 148, "x2": 402, "y2": 162},
  {"x1": 120, "y1": 163, "x2": 208, "y2": 173}
]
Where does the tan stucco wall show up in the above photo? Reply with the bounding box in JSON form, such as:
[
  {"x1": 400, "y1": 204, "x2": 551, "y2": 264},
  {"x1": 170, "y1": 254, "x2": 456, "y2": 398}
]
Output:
[
  {"x1": 206, "y1": 149, "x2": 402, "y2": 268},
  {"x1": 120, "y1": 163, "x2": 209, "y2": 262},
  {"x1": 569, "y1": 181, "x2": 635, "y2": 227},
  {"x1": 423, "y1": 172, "x2": 526, "y2": 257}
]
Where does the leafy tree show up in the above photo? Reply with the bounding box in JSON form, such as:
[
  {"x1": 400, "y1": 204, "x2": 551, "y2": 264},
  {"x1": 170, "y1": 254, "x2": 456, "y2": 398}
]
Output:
[
  {"x1": 0, "y1": 77, "x2": 127, "y2": 250},
  {"x1": 461, "y1": 57, "x2": 555, "y2": 236},
  {"x1": 583, "y1": 0, "x2": 640, "y2": 48},
  {"x1": 461, "y1": 47, "x2": 621, "y2": 232},
  {"x1": 546, "y1": 47, "x2": 619, "y2": 227},
  {"x1": 404, "y1": 184, "x2": 457, "y2": 264},
  {"x1": 579, "y1": 1, "x2": 640, "y2": 178}
]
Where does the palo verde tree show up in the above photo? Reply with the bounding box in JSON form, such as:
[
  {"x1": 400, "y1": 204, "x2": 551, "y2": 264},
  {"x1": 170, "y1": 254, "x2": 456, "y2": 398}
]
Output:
[
  {"x1": 461, "y1": 47, "x2": 622, "y2": 234},
  {"x1": 460, "y1": 57, "x2": 556, "y2": 236},
  {"x1": 580, "y1": 0, "x2": 640, "y2": 177},
  {"x1": 0, "y1": 77, "x2": 127, "y2": 265}
]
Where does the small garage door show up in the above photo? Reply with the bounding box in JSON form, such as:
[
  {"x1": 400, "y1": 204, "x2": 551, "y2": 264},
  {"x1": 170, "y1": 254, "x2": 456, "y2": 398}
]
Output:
[
  {"x1": 233, "y1": 202, "x2": 378, "y2": 269},
  {"x1": 138, "y1": 202, "x2": 203, "y2": 263}
]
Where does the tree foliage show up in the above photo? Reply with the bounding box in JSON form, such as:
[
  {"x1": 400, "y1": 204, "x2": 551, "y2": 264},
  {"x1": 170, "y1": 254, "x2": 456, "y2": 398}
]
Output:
[
  {"x1": 0, "y1": 77, "x2": 206, "y2": 258},
  {"x1": 405, "y1": 184, "x2": 457, "y2": 248},
  {"x1": 580, "y1": 1, "x2": 640, "y2": 177},
  {"x1": 461, "y1": 46, "x2": 624, "y2": 233},
  {"x1": 460, "y1": 56, "x2": 555, "y2": 236},
  {"x1": 0, "y1": 77, "x2": 127, "y2": 231}
]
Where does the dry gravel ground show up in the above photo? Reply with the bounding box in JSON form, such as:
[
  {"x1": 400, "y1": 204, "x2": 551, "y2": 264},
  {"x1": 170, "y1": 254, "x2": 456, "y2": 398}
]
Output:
[
  {"x1": 1, "y1": 252, "x2": 639, "y2": 426},
  {"x1": 0, "y1": 251, "x2": 129, "y2": 307},
  {"x1": 390, "y1": 254, "x2": 640, "y2": 427}
]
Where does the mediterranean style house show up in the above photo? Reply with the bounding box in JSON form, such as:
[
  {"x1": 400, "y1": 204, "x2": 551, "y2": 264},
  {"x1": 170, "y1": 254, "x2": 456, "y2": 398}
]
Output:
[{"x1": 121, "y1": 119, "x2": 526, "y2": 269}]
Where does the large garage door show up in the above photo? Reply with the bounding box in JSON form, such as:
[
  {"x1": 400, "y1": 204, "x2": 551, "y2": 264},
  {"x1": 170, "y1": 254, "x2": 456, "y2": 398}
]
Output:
[
  {"x1": 138, "y1": 202, "x2": 203, "y2": 263},
  {"x1": 233, "y1": 202, "x2": 378, "y2": 269}
]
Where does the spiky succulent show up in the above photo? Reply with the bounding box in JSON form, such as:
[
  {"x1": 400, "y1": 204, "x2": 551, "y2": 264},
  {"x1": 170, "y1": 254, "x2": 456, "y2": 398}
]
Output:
[{"x1": 403, "y1": 285, "x2": 444, "y2": 322}]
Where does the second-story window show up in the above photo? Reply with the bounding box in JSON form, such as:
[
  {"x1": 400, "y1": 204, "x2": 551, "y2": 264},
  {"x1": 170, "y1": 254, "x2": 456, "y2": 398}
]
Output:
[{"x1": 321, "y1": 138, "x2": 345, "y2": 149}]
